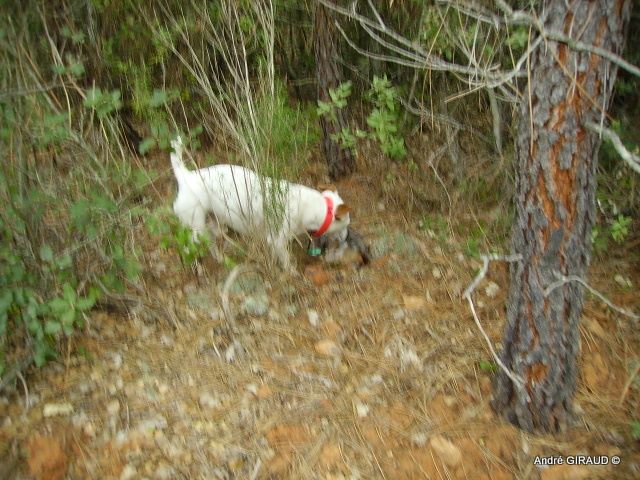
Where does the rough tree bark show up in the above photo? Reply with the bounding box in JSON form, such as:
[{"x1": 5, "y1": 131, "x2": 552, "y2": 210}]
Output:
[
  {"x1": 314, "y1": 1, "x2": 355, "y2": 179},
  {"x1": 493, "y1": 0, "x2": 631, "y2": 432}
]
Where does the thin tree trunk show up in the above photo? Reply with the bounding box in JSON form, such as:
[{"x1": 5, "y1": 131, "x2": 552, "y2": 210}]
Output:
[
  {"x1": 493, "y1": 0, "x2": 631, "y2": 433},
  {"x1": 314, "y1": 1, "x2": 355, "y2": 179}
]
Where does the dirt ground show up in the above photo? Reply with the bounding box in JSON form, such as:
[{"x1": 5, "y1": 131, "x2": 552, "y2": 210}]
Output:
[{"x1": 1, "y1": 149, "x2": 639, "y2": 480}]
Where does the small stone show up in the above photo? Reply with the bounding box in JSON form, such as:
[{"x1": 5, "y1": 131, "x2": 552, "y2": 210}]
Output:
[
  {"x1": 307, "y1": 309, "x2": 319, "y2": 327},
  {"x1": 411, "y1": 432, "x2": 428, "y2": 447},
  {"x1": 120, "y1": 464, "x2": 137, "y2": 480},
  {"x1": 199, "y1": 393, "x2": 220, "y2": 410},
  {"x1": 137, "y1": 415, "x2": 168, "y2": 432},
  {"x1": 43, "y1": 403, "x2": 74, "y2": 417},
  {"x1": 83, "y1": 422, "x2": 96, "y2": 438},
  {"x1": 246, "y1": 384, "x2": 258, "y2": 396},
  {"x1": 355, "y1": 401, "x2": 369, "y2": 418},
  {"x1": 315, "y1": 339, "x2": 341, "y2": 357},
  {"x1": 107, "y1": 400, "x2": 120, "y2": 416},
  {"x1": 392, "y1": 308, "x2": 405, "y2": 321},
  {"x1": 432, "y1": 267, "x2": 442, "y2": 279},
  {"x1": 110, "y1": 352, "x2": 123, "y2": 370},
  {"x1": 429, "y1": 435, "x2": 462, "y2": 467},
  {"x1": 484, "y1": 281, "x2": 500, "y2": 298}
]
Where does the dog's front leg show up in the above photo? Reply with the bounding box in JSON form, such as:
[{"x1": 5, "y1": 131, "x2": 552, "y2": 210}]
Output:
[{"x1": 268, "y1": 230, "x2": 293, "y2": 272}]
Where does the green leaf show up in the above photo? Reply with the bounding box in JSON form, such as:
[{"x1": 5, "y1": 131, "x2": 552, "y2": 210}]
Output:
[
  {"x1": 63, "y1": 283, "x2": 76, "y2": 303},
  {"x1": 39, "y1": 244, "x2": 54, "y2": 263},
  {"x1": 48, "y1": 297, "x2": 68, "y2": 314},
  {"x1": 139, "y1": 137, "x2": 156, "y2": 155},
  {"x1": 60, "y1": 308, "x2": 76, "y2": 327},
  {"x1": 55, "y1": 253, "x2": 73, "y2": 270},
  {"x1": 76, "y1": 296, "x2": 95, "y2": 311},
  {"x1": 44, "y1": 320, "x2": 62, "y2": 335},
  {"x1": 479, "y1": 360, "x2": 498, "y2": 373}
]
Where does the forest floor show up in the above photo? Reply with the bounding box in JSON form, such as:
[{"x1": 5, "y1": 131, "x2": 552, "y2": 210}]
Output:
[{"x1": 1, "y1": 146, "x2": 640, "y2": 480}]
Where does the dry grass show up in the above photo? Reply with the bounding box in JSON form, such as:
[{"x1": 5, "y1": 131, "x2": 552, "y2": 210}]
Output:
[{"x1": 1, "y1": 142, "x2": 639, "y2": 480}]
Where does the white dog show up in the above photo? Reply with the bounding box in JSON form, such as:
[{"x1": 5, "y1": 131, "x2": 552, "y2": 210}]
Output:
[{"x1": 170, "y1": 137, "x2": 351, "y2": 270}]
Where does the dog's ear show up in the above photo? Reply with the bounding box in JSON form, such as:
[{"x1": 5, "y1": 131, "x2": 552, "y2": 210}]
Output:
[
  {"x1": 317, "y1": 183, "x2": 337, "y2": 192},
  {"x1": 335, "y1": 204, "x2": 351, "y2": 220}
]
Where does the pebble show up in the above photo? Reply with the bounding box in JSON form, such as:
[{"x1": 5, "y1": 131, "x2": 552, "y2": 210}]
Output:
[
  {"x1": 153, "y1": 463, "x2": 175, "y2": 480},
  {"x1": 307, "y1": 309, "x2": 319, "y2": 327},
  {"x1": 484, "y1": 281, "x2": 500, "y2": 298},
  {"x1": 43, "y1": 403, "x2": 74, "y2": 417},
  {"x1": 199, "y1": 393, "x2": 220, "y2": 410},
  {"x1": 107, "y1": 399, "x2": 120, "y2": 416},
  {"x1": 355, "y1": 401, "x2": 369, "y2": 418},
  {"x1": 120, "y1": 464, "x2": 137, "y2": 480},
  {"x1": 315, "y1": 339, "x2": 341, "y2": 357}
]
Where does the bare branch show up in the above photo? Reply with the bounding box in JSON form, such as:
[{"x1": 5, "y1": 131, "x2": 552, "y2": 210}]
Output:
[
  {"x1": 585, "y1": 121, "x2": 640, "y2": 175},
  {"x1": 544, "y1": 271, "x2": 639, "y2": 321},
  {"x1": 488, "y1": 0, "x2": 640, "y2": 77},
  {"x1": 463, "y1": 254, "x2": 528, "y2": 398}
]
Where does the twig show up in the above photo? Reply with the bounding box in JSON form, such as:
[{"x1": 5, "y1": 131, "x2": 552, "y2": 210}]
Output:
[
  {"x1": 220, "y1": 263, "x2": 259, "y2": 326},
  {"x1": 16, "y1": 371, "x2": 31, "y2": 410},
  {"x1": 463, "y1": 254, "x2": 528, "y2": 396},
  {"x1": 544, "y1": 271, "x2": 639, "y2": 321},
  {"x1": 463, "y1": 253, "x2": 522, "y2": 298},
  {"x1": 0, "y1": 356, "x2": 33, "y2": 393},
  {"x1": 585, "y1": 121, "x2": 640, "y2": 175}
]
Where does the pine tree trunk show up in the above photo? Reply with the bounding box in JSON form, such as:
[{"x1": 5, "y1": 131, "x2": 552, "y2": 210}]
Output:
[
  {"x1": 314, "y1": 2, "x2": 355, "y2": 179},
  {"x1": 493, "y1": 0, "x2": 631, "y2": 433}
]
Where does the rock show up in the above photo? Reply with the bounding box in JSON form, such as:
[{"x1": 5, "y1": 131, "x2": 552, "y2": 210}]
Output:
[
  {"x1": 242, "y1": 294, "x2": 269, "y2": 317},
  {"x1": 484, "y1": 281, "x2": 500, "y2": 298},
  {"x1": 315, "y1": 339, "x2": 341, "y2": 357},
  {"x1": 429, "y1": 435, "x2": 462, "y2": 467},
  {"x1": 307, "y1": 309, "x2": 319, "y2": 327},
  {"x1": 432, "y1": 267, "x2": 442, "y2": 279},
  {"x1": 43, "y1": 403, "x2": 74, "y2": 418},
  {"x1": 119, "y1": 464, "x2": 137, "y2": 480},
  {"x1": 27, "y1": 435, "x2": 68, "y2": 480},
  {"x1": 539, "y1": 465, "x2": 592, "y2": 480}
]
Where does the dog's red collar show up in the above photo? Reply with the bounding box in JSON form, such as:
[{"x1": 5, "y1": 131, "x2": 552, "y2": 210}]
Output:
[{"x1": 312, "y1": 195, "x2": 334, "y2": 238}]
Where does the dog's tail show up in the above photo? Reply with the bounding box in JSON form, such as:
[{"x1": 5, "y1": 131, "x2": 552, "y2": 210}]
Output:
[{"x1": 170, "y1": 136, "x2": 188, "y2": 180}]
